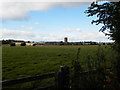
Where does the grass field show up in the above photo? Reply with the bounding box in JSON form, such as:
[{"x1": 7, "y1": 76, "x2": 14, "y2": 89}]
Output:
[{"x1": 2, "y1": 45, "x2": 113, "y2": 81}]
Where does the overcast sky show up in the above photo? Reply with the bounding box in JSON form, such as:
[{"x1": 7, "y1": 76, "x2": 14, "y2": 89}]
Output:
[{"x1": 0, "y1": 0, "x2": 114, "y2": 42}]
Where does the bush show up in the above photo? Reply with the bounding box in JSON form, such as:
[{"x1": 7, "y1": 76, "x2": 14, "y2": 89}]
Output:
[
  {"x1": 33, "y1": 44, "x2": 36, "y2": 46},
  {"x1": 21, "y1": 42, "x2": 26, "y2": 46},
  {"x1": 10, "y1": 43, "x2": 16, "y2": 46}
]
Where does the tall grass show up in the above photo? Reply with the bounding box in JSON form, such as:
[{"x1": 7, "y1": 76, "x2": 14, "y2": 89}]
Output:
[{"x1": 71, "y1": 45, "x2": 118, "y2": 89}]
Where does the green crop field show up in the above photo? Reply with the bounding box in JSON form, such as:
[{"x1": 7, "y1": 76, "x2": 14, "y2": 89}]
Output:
[{"x1": 2, "y1": 45, "x2": 113, "y2": 81}]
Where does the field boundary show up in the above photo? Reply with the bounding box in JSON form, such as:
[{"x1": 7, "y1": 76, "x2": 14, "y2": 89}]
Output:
[
  {"x1": 2, "y1": 72, "x2": 55, "y2": 86},
  {"x1": 2, "y1": 66, "x2": 112, "y2": 89}
]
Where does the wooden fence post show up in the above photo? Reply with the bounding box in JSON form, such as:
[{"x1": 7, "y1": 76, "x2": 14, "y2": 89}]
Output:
[{"x1": 55, "y1": 65, "x2": 70, "y2": 90}]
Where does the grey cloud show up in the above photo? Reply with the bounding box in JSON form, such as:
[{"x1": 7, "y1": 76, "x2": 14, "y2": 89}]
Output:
[
  {"x1": 1, "y1": 28, "x2": 113, "y2": 42},
  {"x1": 97, "y1": 0, "x2": 120, "y2": 2},
  {"x1": 1, "y1": 0, "x2": 95, "y2": 3},
  {"x1": 0, "y1": 2, "x2": 91, "y2": 20}
]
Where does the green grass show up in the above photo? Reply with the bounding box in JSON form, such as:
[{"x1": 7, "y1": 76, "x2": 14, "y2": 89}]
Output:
[
  {"x1": 0, "y1": 46, "x2": 2, "y2": 82},
  {"x1": 2, "y1": 45, "x2": 113, "y2": 81}
]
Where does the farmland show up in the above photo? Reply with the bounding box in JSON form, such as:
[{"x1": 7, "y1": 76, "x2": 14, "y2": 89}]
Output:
[{"x1": 2, "y1": 45, "x2": 113, "y2": 81}]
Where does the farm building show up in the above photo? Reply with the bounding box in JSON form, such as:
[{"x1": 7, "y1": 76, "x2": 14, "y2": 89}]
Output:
[
  {"x1": 14, "y1": 42, "x2": 21, "y2": 46},
  {"x1": 11, "y1": 42, "x2": 35, "y2": 46},
  {"x1": 26, "y1": 43, "x2": 35, "y2": 46},
  {"x1": 45, "y1": 42, "x2": 60, "y2": 45},
  {"x1": 35, "y1": 42, "x2": 45, "y2": 46}
]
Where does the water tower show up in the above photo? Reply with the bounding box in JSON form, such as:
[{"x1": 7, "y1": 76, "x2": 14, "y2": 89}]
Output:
[{"x1": 64, "y1": 37, "x2": 68, "y2": 43}]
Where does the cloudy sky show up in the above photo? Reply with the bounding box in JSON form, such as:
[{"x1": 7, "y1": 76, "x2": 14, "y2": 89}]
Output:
[{"x1": 0, "y1": 0, "x2": 114, "y2": 42}]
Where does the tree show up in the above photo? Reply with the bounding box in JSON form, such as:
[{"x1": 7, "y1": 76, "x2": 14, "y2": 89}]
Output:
[
  {"x1": 60, "y1": 41, "x2": 64, "y2": 45},
  {"x1": 85, "y1": 1, "x2": 120, "y2": 52},
  {"x1": 27, "y1": 41, "x2": 31, "y2": 43},
  {"x1": 85, "y1": 1, "x2": 120, "y2": 85}
]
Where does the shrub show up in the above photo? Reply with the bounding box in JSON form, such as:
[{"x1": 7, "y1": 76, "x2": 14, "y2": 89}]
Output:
[
  {"x1": 21, "y1": 42, "x2": 26, "y2": 46},
  {"x1": 33, "y1": 44, "x2": 36, "y2": 46},
  {"x1": 10, "y1": 43, "x2": 16, "y2": 46}
]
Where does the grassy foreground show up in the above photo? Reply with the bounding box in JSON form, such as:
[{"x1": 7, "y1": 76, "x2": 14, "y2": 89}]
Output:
[{"x1": 2, "y1": 45, "x2": 113, "y2": 81}]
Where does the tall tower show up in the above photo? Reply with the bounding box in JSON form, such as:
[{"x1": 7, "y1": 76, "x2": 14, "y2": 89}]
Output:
[{"x1": 64, "y1": 37, "x2": 68, "y2": 43}]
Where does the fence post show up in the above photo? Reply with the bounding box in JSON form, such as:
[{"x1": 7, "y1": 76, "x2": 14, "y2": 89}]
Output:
[{"x1": 56, "y1": 65, "x2": 70, "y2": 90}]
